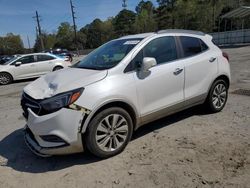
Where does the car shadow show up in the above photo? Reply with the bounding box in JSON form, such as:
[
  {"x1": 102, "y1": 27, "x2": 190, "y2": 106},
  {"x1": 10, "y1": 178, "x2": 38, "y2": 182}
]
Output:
[
  {"x1": 132, "y1": 105, "x2": 209, "y2": 140},
  {"x1": 0, "y1": 105, "x2": 208, "y2": 173}
]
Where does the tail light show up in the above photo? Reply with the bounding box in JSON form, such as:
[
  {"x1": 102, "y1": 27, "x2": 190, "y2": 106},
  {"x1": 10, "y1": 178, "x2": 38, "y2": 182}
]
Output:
[{"x1": 222, "y1": 52, "x2": 229, "y2": 62}]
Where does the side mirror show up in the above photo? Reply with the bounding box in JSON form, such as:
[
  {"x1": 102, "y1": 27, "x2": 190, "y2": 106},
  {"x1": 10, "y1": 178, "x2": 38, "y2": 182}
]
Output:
[
  {"x1": 141, "y1": 57, "x2": 157, "y2": 72},
  {"x1": 15, "y1": 61, "x2": 22, "y2": 66}
]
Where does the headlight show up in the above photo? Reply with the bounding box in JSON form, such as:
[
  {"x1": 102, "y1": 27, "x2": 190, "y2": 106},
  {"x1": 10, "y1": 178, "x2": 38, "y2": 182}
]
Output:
[{"x1": 40, "y1": 88, "x2": 84, "y2": 113}]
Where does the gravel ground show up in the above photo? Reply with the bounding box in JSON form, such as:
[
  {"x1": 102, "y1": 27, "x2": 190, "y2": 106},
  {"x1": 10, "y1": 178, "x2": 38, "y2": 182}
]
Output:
[{"x1": 0, "y1": 47, "x2": 249, "y2": 188}]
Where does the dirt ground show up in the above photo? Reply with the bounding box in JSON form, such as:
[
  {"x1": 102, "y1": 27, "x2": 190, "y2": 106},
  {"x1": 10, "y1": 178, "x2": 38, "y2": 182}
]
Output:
[{"x1": 0, "y1": 46, "x2": 249, "y2": 188}]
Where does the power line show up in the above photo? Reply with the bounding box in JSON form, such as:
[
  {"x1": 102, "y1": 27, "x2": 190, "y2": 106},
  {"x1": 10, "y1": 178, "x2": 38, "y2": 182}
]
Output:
[
  {"x1": 70, "y1": 0, "x2": 78, "y2": 54},
  {"x1": 33, "y1": 11, "x2": 44, "y2": 51}
]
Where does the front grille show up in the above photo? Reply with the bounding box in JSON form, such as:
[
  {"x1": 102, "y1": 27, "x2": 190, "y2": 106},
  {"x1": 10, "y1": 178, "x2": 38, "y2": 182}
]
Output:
[{"x1": 21, "y1": 93, "x2": 41, "y2": 118}]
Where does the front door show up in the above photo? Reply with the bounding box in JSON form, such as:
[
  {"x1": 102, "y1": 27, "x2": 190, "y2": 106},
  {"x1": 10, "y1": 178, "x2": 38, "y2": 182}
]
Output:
[
  {"x1": 12, "y1": 55, "x2": 36, "y2": 79},
  {"x1": 132, "y1": 36, "x2": 185, "y2": 123}
]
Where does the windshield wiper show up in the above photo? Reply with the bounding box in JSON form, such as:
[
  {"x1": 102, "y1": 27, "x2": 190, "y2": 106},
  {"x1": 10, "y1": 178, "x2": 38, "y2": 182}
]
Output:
[{"x1": 75, "y1": 66, "x2": 103, "y2": 70}]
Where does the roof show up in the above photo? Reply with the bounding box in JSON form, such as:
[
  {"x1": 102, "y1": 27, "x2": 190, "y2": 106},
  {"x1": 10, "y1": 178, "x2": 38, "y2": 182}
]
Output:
[
  {"x1": 221, "y1": 6, "x2": 250, "y2": 19},
  {"x1": 157, "y1": 29, "x2": 205, "y2": 36},
  {"x1": 119, "y1": 32, "x2": 155, "y2": 39},
  {"x1": 119, "y1": 29, "x2": 206, "y2": 40}
]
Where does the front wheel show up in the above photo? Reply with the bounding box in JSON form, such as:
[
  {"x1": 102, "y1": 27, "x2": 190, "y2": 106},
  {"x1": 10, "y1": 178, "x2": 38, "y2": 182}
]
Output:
[
  {"x1": 85, "y1": 107, "x2": 133, "y2": 158},
  {"x1": 205, "y1": 79, "x2": 228, "y2": 113},
  {"x1": 53, "y1": 66, "x2": 63, "y2": 71},
  {"x1": 0, "y1": 72, "x2": 13, "y2": 85}
]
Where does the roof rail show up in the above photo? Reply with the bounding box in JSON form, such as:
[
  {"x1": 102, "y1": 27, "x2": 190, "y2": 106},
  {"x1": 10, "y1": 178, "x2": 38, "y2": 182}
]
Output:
[{"x1": 156, "y1": 29, "x2": 205, "y2": 36}]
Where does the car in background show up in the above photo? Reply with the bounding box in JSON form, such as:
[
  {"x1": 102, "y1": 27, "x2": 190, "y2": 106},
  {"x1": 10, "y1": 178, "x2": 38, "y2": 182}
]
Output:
[
  {"x1": 0, "y1": 53, "x2": 71, "y2": 85},
  {"x1": 44, "y1": 49, "x2": 73, "y2": 62},
  {"x1": 0, "y1": 55, "x2": 17, "y2": 65}
]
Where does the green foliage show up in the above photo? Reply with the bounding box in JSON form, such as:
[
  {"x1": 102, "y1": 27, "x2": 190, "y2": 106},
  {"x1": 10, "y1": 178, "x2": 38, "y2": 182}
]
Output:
[
  {"x1": 33, "y1": 33, "x2": 57, "y2": 52},
  {"x1": 30, "y1": 0, "x2": 250, "y2": 52},
  {"x1": 54, "y1": 22, "x2": 75, "y2": 50},
  {"x1": 113, "y1": 9, "x2": 136, "y2": 37},
  {"x1": 0, "y1": 33, "x2": 24, "y2": 55}
]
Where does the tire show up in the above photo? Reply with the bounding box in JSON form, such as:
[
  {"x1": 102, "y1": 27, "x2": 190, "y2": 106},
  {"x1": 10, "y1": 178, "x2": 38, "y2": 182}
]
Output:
[
  {"x1": 0, "y1": 72, "x2": 13, "y2": 85},
  {"x1": 53, "y1": 66, "x2": 63, "y2": 71},
  {"x1": 85, "y1": 107, "x2": 133, "y2": 158},
  {"x1": 205, "y1": 79, "x2": 228, "y2": 113}
]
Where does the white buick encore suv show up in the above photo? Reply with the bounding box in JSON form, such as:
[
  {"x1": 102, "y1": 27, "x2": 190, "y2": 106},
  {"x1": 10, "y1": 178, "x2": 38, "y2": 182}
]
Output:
[{"x1": 21, "y1": 30, "x2": 231, "y2": 158}]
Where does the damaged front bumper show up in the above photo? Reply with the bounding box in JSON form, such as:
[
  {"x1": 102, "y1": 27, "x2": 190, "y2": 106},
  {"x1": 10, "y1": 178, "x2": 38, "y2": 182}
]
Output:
[{"x1": 24, "y1": 106, "x2": 90, "y2": 156}]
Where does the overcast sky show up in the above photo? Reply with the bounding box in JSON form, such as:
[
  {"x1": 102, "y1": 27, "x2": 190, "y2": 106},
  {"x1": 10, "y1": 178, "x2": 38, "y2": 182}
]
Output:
[{"x1": 0, "y1": 0, "x2": 158, "y2": 48}]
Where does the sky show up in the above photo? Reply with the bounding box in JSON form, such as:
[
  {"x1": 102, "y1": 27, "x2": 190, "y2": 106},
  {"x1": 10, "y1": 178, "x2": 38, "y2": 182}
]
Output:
[{"x1": 0, "y1": 0, "x2": 158, "y2": 48}]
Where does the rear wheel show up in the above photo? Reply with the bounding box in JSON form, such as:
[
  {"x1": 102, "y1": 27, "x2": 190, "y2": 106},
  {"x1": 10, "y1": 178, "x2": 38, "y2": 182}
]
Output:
[
  {"x1": 205, "y1": 79, "x2": 228, "y2": 112},
  {"x1": 85, "y1": 107, "x2": 133, "y2": 158},
  {"x1": 0, "y1": 72, "x2": 13, "y2": 85}
]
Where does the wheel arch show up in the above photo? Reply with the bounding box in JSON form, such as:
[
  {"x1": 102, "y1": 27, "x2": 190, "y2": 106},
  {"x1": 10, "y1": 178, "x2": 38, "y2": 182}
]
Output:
[
  {"x1": 53, "y1": 65, "x2": 64, "y2": 71},
  {"x1": 81, "y1": 100, "x2": 139, "y2": 133},
  {"x1": 205, "y1": 74, "x2": 230, "y2": 101},
  {"x1": 214, "y1": 75, "x2": 230, "y2": 89}
]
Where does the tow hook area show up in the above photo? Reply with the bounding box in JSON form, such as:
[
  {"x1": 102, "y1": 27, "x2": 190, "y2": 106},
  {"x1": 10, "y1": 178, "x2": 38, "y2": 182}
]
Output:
[{"x1": 69, "y1": 104, "x2": 91, "y2": 132}]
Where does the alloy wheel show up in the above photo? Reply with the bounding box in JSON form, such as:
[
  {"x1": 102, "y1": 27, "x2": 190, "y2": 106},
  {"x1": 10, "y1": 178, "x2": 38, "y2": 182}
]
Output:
[
  {"x1": 212, "y1": 83, "x2": 227, "y2": 109},
  {"x1": 95, "y1": 114, "x2": 129, "y2": 152},
  {"x1": 0, "y1": 74, "x2": 11, "y2": 85}
]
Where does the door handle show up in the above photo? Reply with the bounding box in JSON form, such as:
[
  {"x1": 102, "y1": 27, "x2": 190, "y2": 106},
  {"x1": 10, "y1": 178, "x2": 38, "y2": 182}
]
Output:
[
  {"x1": 173, "y1": 68, "x2": 183, "y2": 75},
  {"x1": 209, "y1": 57, "x2": 216, "y2": 62}
]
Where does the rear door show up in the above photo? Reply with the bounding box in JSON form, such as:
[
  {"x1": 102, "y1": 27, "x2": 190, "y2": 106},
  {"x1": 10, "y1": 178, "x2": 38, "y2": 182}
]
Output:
[
  {"x1": 179, "y1": 36, "x2": 218, "y2": 103},
  {"x1": 34, "y1": 54, "x2": 56, "y2": 76}
]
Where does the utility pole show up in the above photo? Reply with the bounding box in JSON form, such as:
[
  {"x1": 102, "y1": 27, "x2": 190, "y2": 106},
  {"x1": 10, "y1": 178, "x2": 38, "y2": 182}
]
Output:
[
  {"x1": 122, "y1": 0, "x2": 127, "y2": 9},
  {"x1": 27, "y1": 35, "x2": 31, "y2": 49},
  {"x1": 70, "y1": 0, "x2": 78, "y2": 55},
  {"x1": 33, "y1": 11, "x2": 44, "y2": 51}
]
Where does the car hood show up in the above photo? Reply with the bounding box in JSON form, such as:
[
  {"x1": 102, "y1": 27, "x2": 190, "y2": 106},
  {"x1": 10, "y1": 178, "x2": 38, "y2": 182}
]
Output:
[{"x1": 24, "y1": 68, "x2": 108, "y2": 99}]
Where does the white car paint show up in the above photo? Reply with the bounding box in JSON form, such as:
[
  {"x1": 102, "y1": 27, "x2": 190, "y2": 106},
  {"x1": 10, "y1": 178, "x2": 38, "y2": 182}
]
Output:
[
  {"x1": 0, "y1": 53, "x2": 71, "y2": 82},
  {"x1": 22, "y1": 30, "x2": 231, "y2": 156}
]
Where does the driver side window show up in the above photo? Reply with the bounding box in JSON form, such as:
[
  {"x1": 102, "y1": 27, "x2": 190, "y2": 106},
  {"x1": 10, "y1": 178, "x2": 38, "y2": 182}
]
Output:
[
  {"x1": 16, "y1": 55, "x2": 35, "y2": 64},
  {"x1": 124, "y1": 36, "x2": 178, "y2": 73}
]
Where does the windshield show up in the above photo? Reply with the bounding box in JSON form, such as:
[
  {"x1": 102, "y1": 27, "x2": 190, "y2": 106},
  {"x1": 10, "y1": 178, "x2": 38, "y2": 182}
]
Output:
[
  {"x1": 3, "y1": 56, "x2": 19, "y2": 65},
  {"x1": 73, "y1": 38, "x2": 142, "y2": 70}
]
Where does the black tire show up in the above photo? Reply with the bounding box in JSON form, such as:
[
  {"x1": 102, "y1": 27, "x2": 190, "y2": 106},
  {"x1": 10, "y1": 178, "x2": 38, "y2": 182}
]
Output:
[
  {"x1": 85, "y1": 107, "x2": 133, "y2": 158},
  {"x1": 205, "y1": 79, "x2": 228, "y2": 113},
  {"x1": 0, "y1": 72, "x2": 13, "y2": 85},
  {"x1": 53, "y1": 66, "x2": 63, "y2": 71}
]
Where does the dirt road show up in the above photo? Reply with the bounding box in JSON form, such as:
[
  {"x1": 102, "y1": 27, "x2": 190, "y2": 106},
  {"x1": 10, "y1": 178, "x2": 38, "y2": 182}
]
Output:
[{"x1": 0, "y1": 47, "x2": 249, "y2": 188}]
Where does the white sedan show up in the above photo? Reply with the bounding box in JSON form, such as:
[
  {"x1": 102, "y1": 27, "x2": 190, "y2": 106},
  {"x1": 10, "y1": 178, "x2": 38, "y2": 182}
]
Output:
[{"x1": 0, "y1": 53, "x2": 71, "y2": 85}]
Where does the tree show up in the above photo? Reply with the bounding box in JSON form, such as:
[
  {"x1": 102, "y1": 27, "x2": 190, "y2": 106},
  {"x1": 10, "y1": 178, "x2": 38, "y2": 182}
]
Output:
[
  {"x1": 54, "y1": 22, "x2": 75, "y2": 50},
  {"x1": 0, "y1": 33, "x2": 24, "y2": 55},
  {"x1": 33, "y1": 33, "x2": 57, "y2": 52},
  {"x1": 80, "y1": 18, "x2": 115, "y2": 49},
  {"x1": 86, "y1": 19, "x2": 103, "y2": 48},
  {"x1": 135, "y1": 1, "x2": 157, "y2": 33},
  {"x1": 113, "y1": 9, "x2": 136, "y2": 37}
]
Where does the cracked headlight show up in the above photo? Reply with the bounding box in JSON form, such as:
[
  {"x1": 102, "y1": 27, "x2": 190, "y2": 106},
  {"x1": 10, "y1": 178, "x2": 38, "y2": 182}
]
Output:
[{"x1": 40, "y1": 88, "x2": 84, "y2": 114}]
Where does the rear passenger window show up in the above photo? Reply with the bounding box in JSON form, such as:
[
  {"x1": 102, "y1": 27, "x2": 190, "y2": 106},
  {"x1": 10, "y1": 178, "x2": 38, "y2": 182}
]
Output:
[
  {"x1": 144, "y1": 36, "x2": 177, "y2": 65},
  {"x1": 180, "y1": 36, "x2": 208, "y2": 57},
  {"x1": 37, "y1": 55, "x2": 55, "y2": 62}
]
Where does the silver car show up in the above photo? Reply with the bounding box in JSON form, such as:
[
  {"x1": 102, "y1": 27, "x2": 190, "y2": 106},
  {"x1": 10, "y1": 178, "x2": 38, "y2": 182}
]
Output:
[{"x1": 0, "y1": 53, "x2": 71, "y2": 85}]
